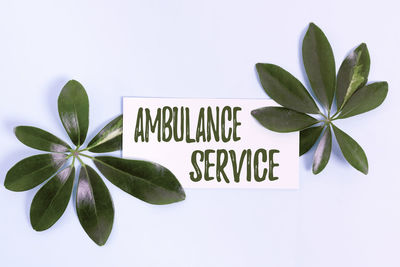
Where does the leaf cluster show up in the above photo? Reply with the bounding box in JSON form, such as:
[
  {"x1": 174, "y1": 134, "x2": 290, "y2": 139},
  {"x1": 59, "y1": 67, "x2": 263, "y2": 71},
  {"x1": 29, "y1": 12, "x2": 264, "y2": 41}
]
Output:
[
  {"x1": 4, "y1": 80, "x2": 185, "y2": 245},
  {"x1": 252, "y1": 23, "x2": 388, "y2": 174}
]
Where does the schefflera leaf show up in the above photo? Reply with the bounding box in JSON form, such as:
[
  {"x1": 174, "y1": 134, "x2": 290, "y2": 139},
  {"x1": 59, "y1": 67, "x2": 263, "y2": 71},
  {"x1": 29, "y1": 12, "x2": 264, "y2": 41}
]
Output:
[
  {"x1": 30, "y1": 166, "x2": 75, "y2": 231},
  {"x1": 15, "y1": 126, "x2": 71, "y2": 153},
  {"x1": 251, "y1": 107, "x2": 318, "y2": 133},
  {"x1": 337, "y1": 82, "x2": 388, "y2": 119},
  {"x1": 312, "y1": 126, "x2": 332, "y2": 174},
  {"x1": 300, "y1": 125, "x2": 324, "y2": 156},
  {"x1": 76, "y1": 165, "x2": 114, "y2": 246},
  {"x1": 332, "y1": 124, "x2": 368, "y2": 174},
  {"x1": 336, "y1": 43, "x2": 370, "y2": 109},
  {"x1": 87, "y1": 115, "x2": 122, "y2": 153},
  {"x1": 302, "y1": 23, "x2": 336, "y2": 110},
  {"x1": 4, "y1": 154, "x2": 67, "y2": 191},
  {"x1": 93, "y1": 156, "x2": 186, "y2": 205},
  {"x1": 58, "y1": 80, "x2": 89, "y2": 147},
  {"x1": 256, "y1": 63, "x2": 320, "y2": 114}
]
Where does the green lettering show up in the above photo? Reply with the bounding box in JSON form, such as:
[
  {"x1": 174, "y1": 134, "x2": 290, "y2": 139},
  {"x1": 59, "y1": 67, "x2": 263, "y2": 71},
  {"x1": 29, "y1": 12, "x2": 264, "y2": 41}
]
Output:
[
  {"x1": 254, "y1": 149, "x2": 267, "y2": 182},
  {"x1": 145, "y1": 108, "x2": 161, "y2": 142},
  {"x1": 269, "y1": 149, "x2": 279, "y2": 181},
  {"x1": 196, "y1": 108, "x2": 206, "y2": 142},
  {"x1": 162, "y1": 106, "x2": 173, "y2": 141},
  {"x1": 134, "y1": 107, "x2": 144, "y2": 142},
  {"x1": 189, "y1": 150, "x2": 203, "y2": 182},
  {"x1": 216, "y1": 149, "x2": 229, "y2": 183},
  {"x1": 204, "y1": 149, "x2": 215, "y2": 181}
]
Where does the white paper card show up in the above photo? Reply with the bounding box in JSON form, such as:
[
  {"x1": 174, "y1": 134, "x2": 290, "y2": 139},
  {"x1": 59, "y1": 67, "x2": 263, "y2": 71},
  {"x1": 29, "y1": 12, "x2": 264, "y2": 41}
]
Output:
[{"x1": 123, "y1": 98, "x2": 299, "y2": 189}]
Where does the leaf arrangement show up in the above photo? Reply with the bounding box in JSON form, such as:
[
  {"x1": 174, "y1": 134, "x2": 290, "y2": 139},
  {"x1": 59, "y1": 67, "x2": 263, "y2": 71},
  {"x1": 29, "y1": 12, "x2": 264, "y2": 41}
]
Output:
[
  {"x1": 252, "y1": 23, "x2": 388, "y2": 174},
  {"x1": 4, "y1": 80, "x2": 185, "y2": 246}
]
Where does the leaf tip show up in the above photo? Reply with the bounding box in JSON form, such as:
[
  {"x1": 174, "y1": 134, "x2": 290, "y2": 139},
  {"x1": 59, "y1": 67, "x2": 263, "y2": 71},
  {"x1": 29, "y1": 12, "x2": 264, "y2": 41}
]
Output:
[
  {"x1": 13, "y1": 126, "x2": 19, "y2": 136},
  {"x1": 360, "y1": 165, "x2": 368, "y2": 175},
  {"x1": 93, "y1": 238, "x2": 107, "y2": 246},
  {"x1": 382, "y1": 81, "x2": 389, "y2": 89},
  {"x1": 178, "y1": 189, "x2": 186, "y2": 202},
  {"x1": 308, "y1": 22, "x2": 319, "y2": 31},
  {"x1": 312, "y1": 164, "x2": 323, "y2": 175},
  {"x1": 31, "y1": 223, "x2": 45, "y2": 232},
  {"x1": 66, "y1": 79, "x2": 83, "y2": 86},
  {"x1": 255, "y1": 63, "x2": 265, "y2": 73},
  {"x1": 359, "y1": 42, "x2": 367, "y2": 48},
  {"x1": 3, "y1": 179, "x2": 10, "y2": 190}
]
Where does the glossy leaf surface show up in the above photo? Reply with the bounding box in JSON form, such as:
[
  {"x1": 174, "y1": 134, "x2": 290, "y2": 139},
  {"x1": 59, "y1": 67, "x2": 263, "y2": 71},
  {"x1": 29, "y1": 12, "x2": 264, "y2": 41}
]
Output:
[
  {"x1": 30, "y1": 166, "x2": 75, "y2": 231},
  {"x1": 337, "y1": 82, "x2": 388, "y2": 119},
  {"x1": 256, "y1": 63, "x2": 319, "y2": 114},
  {"x1": 4, "y1": 154, "x2": 67, "y2": 191},
  {"x1": 300, "y1": 125, "x2": 324, "y2": 156},
  {"x1": 332, "y1": 124, "x2": 368, "y2": 174},
  {"x1": 302, "y1": 23, "x2": 336, "y2": 110},
  {"x1": 94, "y1": 156, "x2": 185, "y2": 205},
  {"x1": 88, "y1": 115, "x2": 122, "y2": 153},
  {"x1": 76, "y1": 165, "x2": 114, "y2": 246},
  {"x1": 58, "y1": 80, "x2": 89, "y2": 147},
  {"x1": 251, "y1": 107, "x2": 318, "y2": 133},
  {"x1": 336, "y1": 43, "x2": 370, "y2": 109},
  {"x1": 15, "y1": 126, "x2": 70, "y2": 153},
  {"x1": 312, "y1": 126, "x2": 332, "y2": 174}
]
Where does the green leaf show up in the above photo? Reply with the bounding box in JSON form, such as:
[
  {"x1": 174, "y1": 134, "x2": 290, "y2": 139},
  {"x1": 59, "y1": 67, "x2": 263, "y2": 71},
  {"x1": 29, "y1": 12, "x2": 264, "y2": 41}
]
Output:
[
  {"x1": 302, "y1": 23, "x2": 336, "y2": 110},
  {"x1": 336, "y1": 43, "x2": 370, "y2": 109},
  {"x1": 300, "y1": 125, "x2": 324, "y2": 156},
  {"x1": 256, "y1": 63, "x2": 320, "y2": 114},
  {"x1": 87, "y1": 115, "x2": 122, "y2": 153},
  {"x1": 30, "y1": 166, "x2": 75, "y2": 231},
  {"x1": 312, "y1": 126, "x2": 332, "y2": 174},
  {"x1": 15, "y1": 126, "x2": 71, "y2": 153},
  {"x1": 4, "y1": 154, "x2": 67, "y2": 191},
  {"x1": 76, "y1": 165, "x2": 114, "y2": 246},
  {"x1": 332, "y1": 124, "x2": 368, "y2": 174},
  {"x1": 336, "y1": 82, "x2": 388, "y2": 119},
  {"x1": 93, "y1": 156, "x2": 185, "y2": 205},
  {"x1": 251, "y1": 107, "x2": 318, "y2": 133},
  {"x1": 58, "y1": 80, "x2": 89, "y2": 147}
]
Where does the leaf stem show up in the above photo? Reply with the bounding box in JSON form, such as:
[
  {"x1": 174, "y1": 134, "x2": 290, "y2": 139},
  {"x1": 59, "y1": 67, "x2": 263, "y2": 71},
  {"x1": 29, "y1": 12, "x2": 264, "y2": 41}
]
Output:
[
  {"x1": 79, "y1": 153, "x2": 95, "y2": 160},
  {"x1": 318, "y1": 111, "x2": 328, "y2": 120},
  {"x1": 75, "y1": 155, "x2": 86, "y2": 166},
  {"x1": 330, "y1": 109, "x2": 341, "y2": 119}
]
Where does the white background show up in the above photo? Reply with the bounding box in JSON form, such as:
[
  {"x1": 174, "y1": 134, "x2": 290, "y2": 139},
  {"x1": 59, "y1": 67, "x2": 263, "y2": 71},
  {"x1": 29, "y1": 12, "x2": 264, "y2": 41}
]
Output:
[{"x1": 0, "y1": 0, "x2": 399, "y2": 266}]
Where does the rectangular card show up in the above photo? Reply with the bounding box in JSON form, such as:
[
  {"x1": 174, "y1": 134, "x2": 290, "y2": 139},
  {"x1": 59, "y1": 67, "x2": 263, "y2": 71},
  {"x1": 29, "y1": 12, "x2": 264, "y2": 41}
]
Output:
[{"x1": 123, "y1": 98, "x2": 299, "y2": 189}]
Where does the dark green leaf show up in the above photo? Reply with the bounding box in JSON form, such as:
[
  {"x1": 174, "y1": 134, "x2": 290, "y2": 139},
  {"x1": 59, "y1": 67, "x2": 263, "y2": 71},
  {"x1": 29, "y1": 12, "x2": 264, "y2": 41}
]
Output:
[
  {"x1": 336, "y1": 43, "x2": 370, "y2": 109},
  {"x1": 300, "y1": 125, "x2": 324, "y2": 156},
  {"x1": 58, "y1": 80, "x2": 89, "y2": 147},
  {"x1": 15, "y1": 126, "x2": 71, "y2": 153},
  {"x1": 336, "y1": 82, "x2": 388, "y2": 119},
  {"x1": 93, "y1": 156, "x2": 185, "y2": 205},
  {"x1": 302, "y1": 23, "x2": 336, "y2": 110},
  {"x1": 332, "y1": 124, "x2": 368, "y2": 174},
  {"x1": 76, "y1": 165, "x2": 114, "y2": 246},
  {"x1": 256, "y1": 63, "x2": 319, "y2": 114},
  {"x1": 30, "y1": 166, "x2": 75, "y2": 231},
  {"x1": 88, "y1": 115, "x2": 122, "y2": 153},
  {"x1": 312, "y1": 126, "x2": 332, "y2": 174},
  {"x1": 251, "y1": 107, "x2": 318, "y2": 133},
  {"x1": 4, "y1": 154, "x2": 67, "y2": 191}
]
